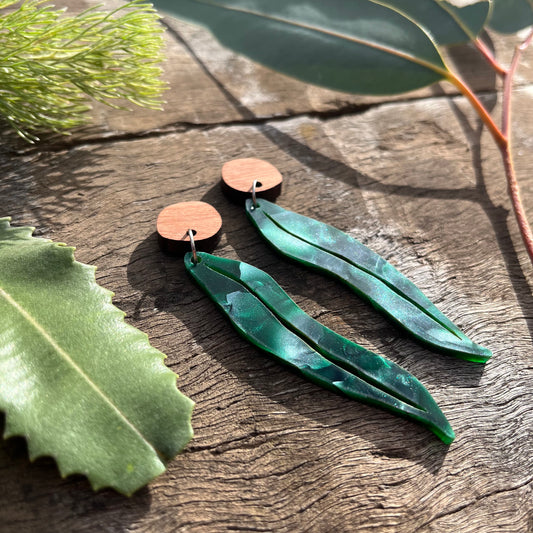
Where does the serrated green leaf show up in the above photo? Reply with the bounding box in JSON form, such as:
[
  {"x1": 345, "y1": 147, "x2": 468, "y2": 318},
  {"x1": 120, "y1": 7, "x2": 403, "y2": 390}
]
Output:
[
  {"x1": 488, "y1": 0, "x2": 533, "y2": 33},
  {"x1": 0, "y1": 218, "x2": 194, "y2": 495},
  {"x1": 379, "y1": 0, "x2": 490, "y2": 45},
  {"x1": 153, "y1": 0, "x2": 450, "y2": 95}
]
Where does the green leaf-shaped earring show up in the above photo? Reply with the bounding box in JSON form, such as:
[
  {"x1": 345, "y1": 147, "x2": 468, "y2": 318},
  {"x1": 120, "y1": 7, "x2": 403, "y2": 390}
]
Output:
[
  {"x1": 157, "y1": 201, "x2": 455, "y2": 444},
  {"x1": 221, "y1": 158, "x2": 491, "y2": 364}
]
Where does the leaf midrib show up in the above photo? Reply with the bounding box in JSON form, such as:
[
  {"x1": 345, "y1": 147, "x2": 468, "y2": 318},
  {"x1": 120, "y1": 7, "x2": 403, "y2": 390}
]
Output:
[
  {"x1": 0, "y1": 283, "x2": 160, "y2": 460},
  {"x1": 195, "y1": 0, "x2": 449, "y2": 76},
  {"x1": 435, "y1": 0, "x2": 483, "y2": 41}
]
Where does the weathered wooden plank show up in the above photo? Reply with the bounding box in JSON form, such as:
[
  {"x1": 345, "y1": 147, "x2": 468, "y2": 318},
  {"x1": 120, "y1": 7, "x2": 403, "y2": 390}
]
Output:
[
  {"x1": 95, "y1": 17, "x2": 533, "y2": 137},
  {"x1": 0, "y1": 76, "x2": 532, "y2": 531},
  {"x1": 5, "y1": 0, "x2": 529, "y2": 142}
]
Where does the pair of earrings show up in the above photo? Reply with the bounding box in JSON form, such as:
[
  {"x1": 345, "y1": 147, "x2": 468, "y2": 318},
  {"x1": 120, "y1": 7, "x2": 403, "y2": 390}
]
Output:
[{"x1": 157, "y1": 159, "x2": 491, "y2": 445}]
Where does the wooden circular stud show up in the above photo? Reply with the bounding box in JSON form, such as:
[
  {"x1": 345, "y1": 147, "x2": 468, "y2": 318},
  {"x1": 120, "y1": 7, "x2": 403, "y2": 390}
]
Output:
[
  {"x1": 157, "y1": 201, "x2": 222, "y2": 256},
  {"x1": 221, "y1": 158, "x2": 283, "y2": 204}
]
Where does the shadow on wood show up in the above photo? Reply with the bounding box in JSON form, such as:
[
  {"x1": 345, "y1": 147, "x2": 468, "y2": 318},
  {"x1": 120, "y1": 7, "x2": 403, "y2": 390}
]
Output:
[
  {"x1": 0, "y1": 413, "x2": 153, "y2": 530},
  {"x1": 126, "y1": 227, "x2": 456, "y2": 474},
  {"x1": 163, "y1": 18, "x2": 533, "y2": 351}
]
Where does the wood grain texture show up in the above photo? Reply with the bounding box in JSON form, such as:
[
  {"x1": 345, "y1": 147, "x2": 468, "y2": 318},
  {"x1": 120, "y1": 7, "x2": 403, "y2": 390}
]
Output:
[
  {"x1": 0, "y1": 2, "x2": 532, "y2": 532},
  {"x1": 9, "y1": 0, "x2": 530, "y2": 143}
]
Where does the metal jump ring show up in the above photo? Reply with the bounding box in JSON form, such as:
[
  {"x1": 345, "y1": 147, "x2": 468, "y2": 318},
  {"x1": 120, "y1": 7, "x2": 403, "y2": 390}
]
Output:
[
  {"x1": 252, "y1": 179, "x2": 259, "y2": 208},
  {"x1": 188, "y1": 229, "x2": 198, "y2": 265}
]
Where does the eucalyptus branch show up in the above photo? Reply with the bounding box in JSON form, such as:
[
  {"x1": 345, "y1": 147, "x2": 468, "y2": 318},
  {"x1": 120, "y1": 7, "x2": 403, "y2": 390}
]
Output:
[
  {"x1": 466, "y1": 27, "x2": 533, "y2": 264},
  {"x1": 445, "y1": 71, "x2": 507, "y2": 149},
  {"x1": 474, "y1": 37, "x2": 508, "y2": 77},
  {"x1": 0, "y1": 0, "x2": 166, "y2": 142},
  {"x1": 500, "y1": 28, "x2": 533, "y2": 263},
  {"x1": 443, "y1": 26, "x2": 533, "y2": 265}
]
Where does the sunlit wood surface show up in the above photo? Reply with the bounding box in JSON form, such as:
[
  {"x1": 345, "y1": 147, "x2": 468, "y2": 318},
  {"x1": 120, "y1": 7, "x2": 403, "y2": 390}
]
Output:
[{"x1": 0, "y1": 2, "x2": 532, "y2": 532}]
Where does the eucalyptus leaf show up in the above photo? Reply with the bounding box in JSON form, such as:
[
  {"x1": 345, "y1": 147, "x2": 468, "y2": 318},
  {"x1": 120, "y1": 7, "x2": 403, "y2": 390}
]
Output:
[
  {"x1": 0, "y1": 218, "x2": 194, "y2": 495},
  {"x1": 153, "y1": 0, "x2": 450, "y2": 95},
  {"x1": 488, "y1": 0, "x2": 533, "y2": 33},
  {"x1": 379, "y1": 0, "x2": 490, "y2": 45}
]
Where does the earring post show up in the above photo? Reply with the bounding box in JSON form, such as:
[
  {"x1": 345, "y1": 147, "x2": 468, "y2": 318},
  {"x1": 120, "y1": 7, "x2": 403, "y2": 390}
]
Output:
[
  {"x1": 252, "y1": 179, "x2": 258, "y2": 208},
  {"x1": 188, "y1": 229, "x2": 198, "y2": 264}
]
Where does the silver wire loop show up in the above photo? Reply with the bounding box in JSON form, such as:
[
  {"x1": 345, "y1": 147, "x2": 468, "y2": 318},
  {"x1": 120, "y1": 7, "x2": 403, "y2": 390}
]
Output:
[
  {"x1": 252, "y1": 179, "x2": 259, "y2": 208},
  {"x1": 188, "y1": 229, "x2": 198, "y2": 265}
]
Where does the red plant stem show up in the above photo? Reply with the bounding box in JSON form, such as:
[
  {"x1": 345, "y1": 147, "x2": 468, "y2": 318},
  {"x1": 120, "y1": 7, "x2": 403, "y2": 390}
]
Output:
[
  {"x1": 502, "y1": 29, "x2": 533, "y2": 138},
  {"x1": 445, "y1": 71, "x2": 507, "y2": 149},
  {"x1": 447, "y1": 28, "x2": 533, "y2": 265},
  {"x1": 500, "y1": 29, "x2": 533, "y2": 264},
  {"x1": 501, "y1": 147, "x2": 533, "y2": 264},
  {"x1": 474, "y1": 38, "x2": 508, "y2": 77}
]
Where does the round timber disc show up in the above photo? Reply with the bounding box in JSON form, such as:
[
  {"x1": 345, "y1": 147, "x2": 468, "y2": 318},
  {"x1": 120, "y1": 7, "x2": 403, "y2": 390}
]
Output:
[
  {"x1": 157, "y1": 201, "x2": 222, "y2": 256},
  {"x1": 221, "y1": 158, "x2": 283, "y2": 204}
]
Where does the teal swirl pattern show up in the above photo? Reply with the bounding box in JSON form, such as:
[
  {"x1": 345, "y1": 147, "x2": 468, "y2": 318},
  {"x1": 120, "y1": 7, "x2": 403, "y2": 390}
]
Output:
[
  {"x1": 185, "y1": 251, "x2": 455, "y2": 444},
  {"x1": 245, "y1": 199, "x2": 491, "y2": 363}
]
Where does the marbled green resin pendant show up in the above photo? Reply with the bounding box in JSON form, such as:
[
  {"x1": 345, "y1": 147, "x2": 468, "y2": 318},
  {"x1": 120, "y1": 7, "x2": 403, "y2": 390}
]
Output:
[
  {"x1": 245, "y1": 199, "x2": 491, "y2": 363},
  {"x1": 185, "y1": 251, "x2": 455, "y2": 444}
]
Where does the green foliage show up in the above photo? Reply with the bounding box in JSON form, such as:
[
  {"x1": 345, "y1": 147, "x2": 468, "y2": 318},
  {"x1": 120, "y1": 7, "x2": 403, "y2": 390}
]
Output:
[
  {"x1": 151, "y1": 0, "x2": 496, "y2": 96},
  {"x1": 378, "y1": 0, "x2": 490, "y2": 45},
  {"x1": 488, "y1": 0, "x2": 533, "y2": 33},
  {"x1": 153, "y1": 0, "x2": 533, "y2": 95},
  {"x1": 0, "y1": 0, "x2": 166, "y2": 141},
  {"x1": 0, "y1": 218, "x2": 194, "y2": 495},
  {"x1": 153, "y1": 0, "x2": 449, "y2": 95}
]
